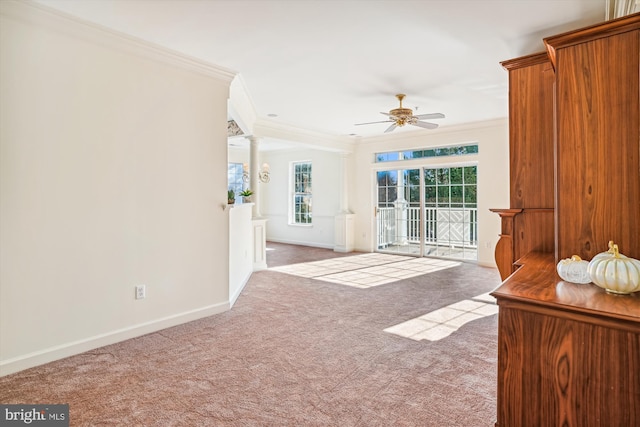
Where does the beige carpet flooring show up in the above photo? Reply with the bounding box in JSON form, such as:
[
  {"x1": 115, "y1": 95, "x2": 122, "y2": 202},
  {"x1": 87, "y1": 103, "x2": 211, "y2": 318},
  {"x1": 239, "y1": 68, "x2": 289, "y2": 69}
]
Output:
[{"x1": 1, "y1": 243, "x2": 502, "y2": 426}]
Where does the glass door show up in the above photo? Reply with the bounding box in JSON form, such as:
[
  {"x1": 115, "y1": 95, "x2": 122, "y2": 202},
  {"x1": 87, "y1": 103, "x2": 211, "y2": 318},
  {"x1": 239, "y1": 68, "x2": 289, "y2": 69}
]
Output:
[
  {"x1": 423, "y1": 165, "x2": 478, "y2": 260},
  {"x1": 376, "y1": 168, "x2": 421, "y2": 255},
  {"x1": 375, "y1": 165, "x2": 478, "y2": 260}
]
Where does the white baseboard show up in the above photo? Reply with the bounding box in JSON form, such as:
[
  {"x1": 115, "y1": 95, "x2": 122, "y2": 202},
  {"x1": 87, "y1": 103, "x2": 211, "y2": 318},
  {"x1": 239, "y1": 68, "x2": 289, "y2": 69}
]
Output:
[
  {"x1": 266, "y1": 238, "x2": 334, "y2": 250},
  {"x1": 229, "y1": 272, "x2": 251, "y2": 307},
  {"x1": 0, "y1": 302, "x2": 229, "y2": 377}
]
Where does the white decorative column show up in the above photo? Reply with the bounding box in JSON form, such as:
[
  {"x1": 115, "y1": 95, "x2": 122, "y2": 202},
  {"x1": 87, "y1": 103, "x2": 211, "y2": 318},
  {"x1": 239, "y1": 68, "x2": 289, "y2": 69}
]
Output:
[
  {"x1": 247, "y1": 136, "x2": 268, "y2": 269},
  {"x1": 334, "y1": 152, "x2": 355, "y2": 252},
  {"x1": 248, "y1": 136, "x2": 261, "y2": 219},
  {"x1": 393, "y1": 169, "x2": 408, "y2": 245}
]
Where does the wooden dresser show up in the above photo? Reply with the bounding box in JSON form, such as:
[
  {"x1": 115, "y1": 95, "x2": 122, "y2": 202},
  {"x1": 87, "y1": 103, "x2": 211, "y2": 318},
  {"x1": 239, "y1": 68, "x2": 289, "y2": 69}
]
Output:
[
  {"x1": 491, "y1": 13, "x2": 640, "y2": 427},
  {"x1": 492, "y1": 253, "x2": 640, "y2": 426}
]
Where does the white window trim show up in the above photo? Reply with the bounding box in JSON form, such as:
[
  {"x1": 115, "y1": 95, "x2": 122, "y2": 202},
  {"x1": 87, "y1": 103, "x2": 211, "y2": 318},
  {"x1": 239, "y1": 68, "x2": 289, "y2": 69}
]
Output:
[{"x1": 289, "y1": 160, "x2": 313, "y2": 226}]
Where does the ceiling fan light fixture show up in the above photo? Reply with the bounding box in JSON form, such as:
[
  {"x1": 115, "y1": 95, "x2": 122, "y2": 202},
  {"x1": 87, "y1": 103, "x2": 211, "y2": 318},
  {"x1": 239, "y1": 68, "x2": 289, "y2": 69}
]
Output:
[
  {"x1": 394, "y1": 116, "x2": 409, "y2": 127},
  {"x1": 389, "y1": 94, "x2": 413, "y2": 124},
  {"x1": 354, "y1": 93, "x2": 444, "y2": 132},
  {"x1": 390, "y1": 108, "x2": 413, "y2": 117}
]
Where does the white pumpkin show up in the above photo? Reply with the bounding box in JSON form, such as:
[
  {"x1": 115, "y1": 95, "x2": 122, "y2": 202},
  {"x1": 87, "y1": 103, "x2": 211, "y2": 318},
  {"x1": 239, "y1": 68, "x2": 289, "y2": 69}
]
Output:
[
  {"x1": 587, "y1": 244, "x2": 640, "y2": 294},
  {"x1": 557, "y1": 255, "x2": 591, "y2": 284}
]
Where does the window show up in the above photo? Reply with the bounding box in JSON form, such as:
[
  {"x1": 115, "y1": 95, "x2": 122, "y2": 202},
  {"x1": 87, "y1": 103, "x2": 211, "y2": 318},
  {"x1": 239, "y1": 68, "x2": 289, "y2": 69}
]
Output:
[
  {"x1": 377, "y1": 170, "x2": 398, "y2": 209},
  {"x1": 227, "y1": 163, "x2": 245, "y2": 201},
  {"x1": 291, "y1": 162, "x2": 312, "y2": 224},
  {"x1": 375, "y1": 143, "x2": 478, "y2": 163}
]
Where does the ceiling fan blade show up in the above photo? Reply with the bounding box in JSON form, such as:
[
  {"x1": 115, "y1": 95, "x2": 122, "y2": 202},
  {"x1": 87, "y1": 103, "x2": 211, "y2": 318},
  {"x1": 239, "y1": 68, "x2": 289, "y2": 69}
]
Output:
[
  {"x1": 411, "y1": 121, "x2": 438, "y2": 130},
  {"x1": 355, "y1": 120, "x2": 394, "y2": 126},
  {"x1": 384, "y1": 123, "x2": 397, "y2": 133},
  {"x1": 413, "y1": 113, "x2": 445, "y2": 120}
]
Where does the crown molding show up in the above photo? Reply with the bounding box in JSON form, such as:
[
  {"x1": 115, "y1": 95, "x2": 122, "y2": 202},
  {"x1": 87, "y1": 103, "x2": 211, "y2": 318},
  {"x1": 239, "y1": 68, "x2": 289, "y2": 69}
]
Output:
[
  {"x1": 229, "y1": 75, "x2": 258, "y2": 135},
  {"x1": 501, "y1": 52, "x2": 550, "y2": 71},
  {"x1": 1, "y1": 0, "x2": 236, "y2": 83},
  {"x1": 253, "y1": 119, "x2": 356, "y2": 153},
  {"x1": 249, "y1": 117, "x2": 507, "y2": 153},
  {"x1": 544, "y1": 12, "x2": 640, "y2": 70}
]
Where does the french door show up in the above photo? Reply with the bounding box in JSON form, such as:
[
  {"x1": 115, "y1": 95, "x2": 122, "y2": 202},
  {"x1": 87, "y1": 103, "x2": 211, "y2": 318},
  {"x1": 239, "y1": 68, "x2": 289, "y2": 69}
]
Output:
[
  {"x1": 375, "y1": 165, "x2": 478, "y2": 260},
  {"x1": 376, "y1": 168, "x2": 421, "y2": 255}
]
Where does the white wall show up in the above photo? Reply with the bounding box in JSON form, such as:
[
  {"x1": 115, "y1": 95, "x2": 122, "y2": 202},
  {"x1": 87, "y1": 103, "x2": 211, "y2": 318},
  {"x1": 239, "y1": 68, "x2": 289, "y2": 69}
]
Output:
[
  {"x1": 261, "y1": 149, "x2": 343, "y2": 248},
  {"x1": 228, "y1": 204, "x2": 253, "y2": 306},
  {"x1": 0, "y1": 2, "x2": 234, "y2": 375},
  {"x1": 351, "y1": 120, "x2": 509, "y2": 266}
]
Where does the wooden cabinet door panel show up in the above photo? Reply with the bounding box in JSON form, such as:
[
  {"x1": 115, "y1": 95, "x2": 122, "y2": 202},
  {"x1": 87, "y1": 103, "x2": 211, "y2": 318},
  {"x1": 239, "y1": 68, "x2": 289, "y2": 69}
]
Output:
[
  {"x1": 555, "y1": 30, "x2": 640, "y2": 260},
  {"x1": 507, "y1": 60, "x2": 555, "y2": 210},
  {"x1": 497, "y1": 306, "x2": 640, "y2": 427}
]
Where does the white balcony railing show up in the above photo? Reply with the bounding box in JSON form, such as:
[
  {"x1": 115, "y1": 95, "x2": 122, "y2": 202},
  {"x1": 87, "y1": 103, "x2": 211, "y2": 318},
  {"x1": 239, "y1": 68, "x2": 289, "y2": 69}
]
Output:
[{"x1": 377, "y1": 206, "x2": 478, "y2": 250}]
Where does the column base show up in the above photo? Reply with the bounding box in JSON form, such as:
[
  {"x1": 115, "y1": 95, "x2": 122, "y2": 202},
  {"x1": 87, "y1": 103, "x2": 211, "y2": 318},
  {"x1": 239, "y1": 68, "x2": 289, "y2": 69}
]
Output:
[{"x1": 334, "y1": 213, "x2": 355, "y2": 253}]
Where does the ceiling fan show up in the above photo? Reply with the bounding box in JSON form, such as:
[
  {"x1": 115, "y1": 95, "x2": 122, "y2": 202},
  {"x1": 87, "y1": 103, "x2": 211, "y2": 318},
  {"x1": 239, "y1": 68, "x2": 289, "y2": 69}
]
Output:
[{"x1": 355, "y1": 94, "x2": 444, "y2": 133}]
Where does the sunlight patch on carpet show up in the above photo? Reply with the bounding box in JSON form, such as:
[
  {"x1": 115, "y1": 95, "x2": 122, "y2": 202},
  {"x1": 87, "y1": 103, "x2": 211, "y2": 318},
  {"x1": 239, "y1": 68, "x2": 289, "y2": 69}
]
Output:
[
  {"x1": 269, "y1": 253, "x2": 460, "y2": 288},
  {"x1": 384, "y1": 292, "x2": 498, "y2": 341}
]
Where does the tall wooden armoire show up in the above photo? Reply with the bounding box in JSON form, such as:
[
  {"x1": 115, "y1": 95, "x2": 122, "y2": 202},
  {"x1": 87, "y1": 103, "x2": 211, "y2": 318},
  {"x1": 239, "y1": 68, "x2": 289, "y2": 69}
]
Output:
[{"x1": 491, "y1": 13, "x2": 640, "y2": 427}]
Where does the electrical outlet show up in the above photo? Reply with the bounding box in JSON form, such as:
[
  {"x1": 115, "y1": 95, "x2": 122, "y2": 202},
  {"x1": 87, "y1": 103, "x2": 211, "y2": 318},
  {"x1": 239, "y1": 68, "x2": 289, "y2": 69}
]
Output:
[{"x1": 135, "y1": 285, "x2": 146, "y2": 300}]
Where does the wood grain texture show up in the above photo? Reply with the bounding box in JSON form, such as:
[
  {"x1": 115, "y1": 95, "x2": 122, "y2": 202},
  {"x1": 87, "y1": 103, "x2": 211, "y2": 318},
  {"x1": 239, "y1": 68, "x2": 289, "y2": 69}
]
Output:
[
  {"x1": 492, "y1": 253, "x2": 640, "y2": 427},
  {"x1": 489, "y1": 209, "x2": 553, "y2": 281},
  {"x1": 513, "y1": 209, "x2": 554, "y2": 260},
  {"x1": 494, "y1": 251, "x2": 640, "y2": 326},
  {"x1": 493, "y1": 234, "x2": 514, "y2": 281},
  {"x1": 545, "y1": 13, "x2": 640, "y2": 70},
  {"x1": 502, "y1": 55, "x2": 555, "y2": 209},
  {"x1": 496, "y1": 307, "x2": 640, "y2": 427},
  {"x1": 552, "y1": 28, "x2": 640, "y2": 260},
  {"x1": 489, "y1": 209, "x2": 521, "y2": 280},
  {"x1": 491, "y1": 51, "x2": 555, "y2": 281}
]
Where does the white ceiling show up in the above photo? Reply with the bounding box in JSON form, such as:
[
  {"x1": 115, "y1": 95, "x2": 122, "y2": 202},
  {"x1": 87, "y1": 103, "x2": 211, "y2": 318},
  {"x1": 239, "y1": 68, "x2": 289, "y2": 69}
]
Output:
[{"x1": 32, "y1": 0, "x2": 608, "y2": 140}]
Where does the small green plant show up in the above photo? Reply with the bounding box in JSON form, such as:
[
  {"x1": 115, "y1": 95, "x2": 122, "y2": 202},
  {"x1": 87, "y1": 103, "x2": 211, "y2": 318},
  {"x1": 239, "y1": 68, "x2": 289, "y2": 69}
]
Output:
[
  {"x1": 227, "y1": 189, "x2": 235, "y2": 203},
  {"x1": 239, "y1": 189, "x2": 253, "y2": 197}
]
